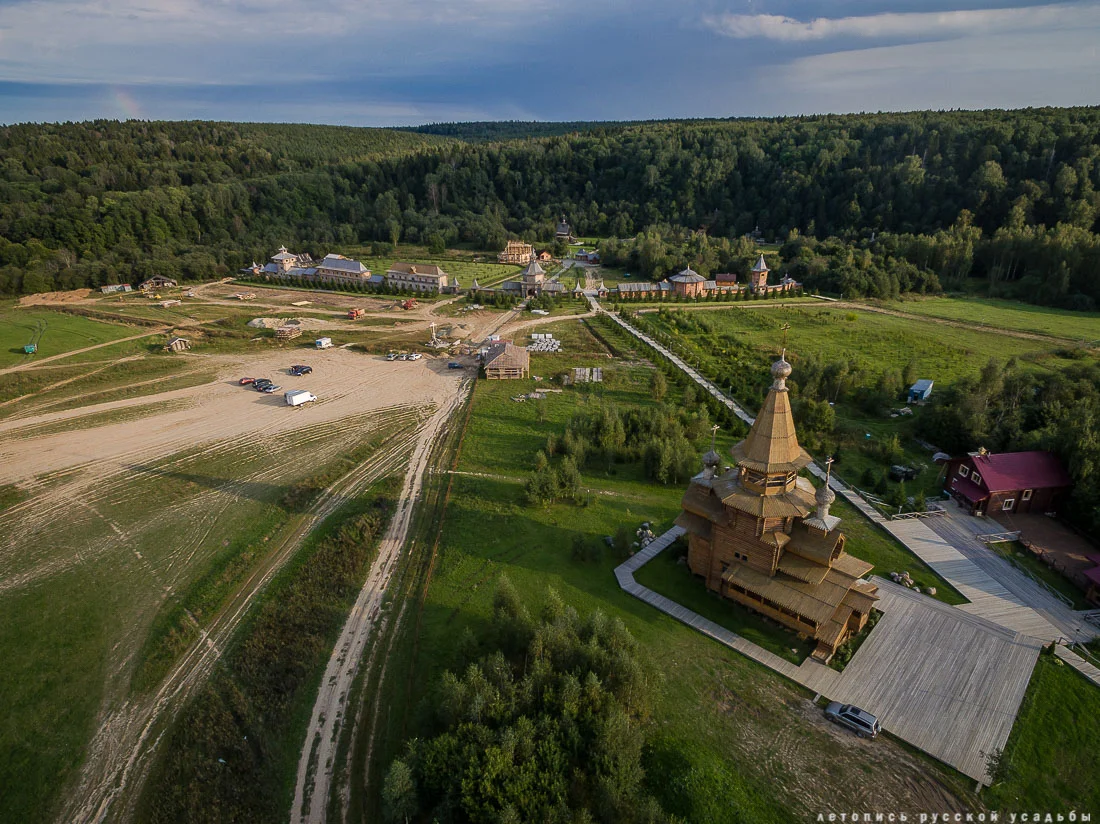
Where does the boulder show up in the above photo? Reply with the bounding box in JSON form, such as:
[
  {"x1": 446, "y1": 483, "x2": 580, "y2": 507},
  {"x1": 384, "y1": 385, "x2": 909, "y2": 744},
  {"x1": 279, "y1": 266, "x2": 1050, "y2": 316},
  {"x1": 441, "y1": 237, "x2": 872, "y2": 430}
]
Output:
[{"x1": 927, "y1": 587, "x2": 937, "y2": 596}]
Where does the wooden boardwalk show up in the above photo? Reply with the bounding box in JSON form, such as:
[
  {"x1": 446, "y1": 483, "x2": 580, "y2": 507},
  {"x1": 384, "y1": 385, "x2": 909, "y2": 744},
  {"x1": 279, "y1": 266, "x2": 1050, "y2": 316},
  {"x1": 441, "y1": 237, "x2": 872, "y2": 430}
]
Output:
[
  {"x1": 617, "y1": 528, "x2": 1042, "y2": 785},
  {"x1": 1054, "y1": 644, "x2": 1100, "y2": 688},
  {"x1": 606, "y1": 308, "x2": 1098, "y2": 645}
]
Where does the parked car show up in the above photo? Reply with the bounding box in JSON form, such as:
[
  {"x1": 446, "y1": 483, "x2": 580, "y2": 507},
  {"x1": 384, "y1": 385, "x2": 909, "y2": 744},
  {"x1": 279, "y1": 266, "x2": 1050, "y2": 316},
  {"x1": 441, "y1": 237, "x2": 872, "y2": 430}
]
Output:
[
  {"x1": 448, "y1": 361, "x2": 462, "y2": 369},
  {"x1": 253, "y1": 380, "x2": 273, "y2": 391},
  {"x1": 407, "y1": 352, "x2": 423, "y2": 360},
  {"x1": 238, "y1": 377, "x2": 255, "y2": 385},
  {"x1": 261, "y1": 384, "x2": 281, "y2": 393},
  {"x1": 824, "y1": 702, "x2": 880, "y2": 738},
  {"x1": 290, "y1": 365, "x2": 313, "y2": 376},
  {"x1": 888, "y1": 464, "x2": 919, "y2": 482},
  {"x1": 385, "y1": 352, "x2": 399, "y2": 361}
]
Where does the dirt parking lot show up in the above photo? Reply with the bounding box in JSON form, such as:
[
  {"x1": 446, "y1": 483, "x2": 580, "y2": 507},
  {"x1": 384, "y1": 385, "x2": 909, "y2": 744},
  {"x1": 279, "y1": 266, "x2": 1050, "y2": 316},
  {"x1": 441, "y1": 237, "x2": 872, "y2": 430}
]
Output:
[{"x1": 0, "y1": 347, "x2": 466, "y2": 486}]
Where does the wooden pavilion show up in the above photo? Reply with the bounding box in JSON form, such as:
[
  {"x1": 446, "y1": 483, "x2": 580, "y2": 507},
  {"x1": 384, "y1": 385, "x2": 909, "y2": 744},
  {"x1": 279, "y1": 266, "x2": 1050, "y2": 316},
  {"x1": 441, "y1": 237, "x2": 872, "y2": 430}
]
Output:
[
  {"x1": 676, "y1": 354, "x2": 879, "y2": 661},
  {"x1": 482, "y1": 341, "x2": 530, "y2": 380}
]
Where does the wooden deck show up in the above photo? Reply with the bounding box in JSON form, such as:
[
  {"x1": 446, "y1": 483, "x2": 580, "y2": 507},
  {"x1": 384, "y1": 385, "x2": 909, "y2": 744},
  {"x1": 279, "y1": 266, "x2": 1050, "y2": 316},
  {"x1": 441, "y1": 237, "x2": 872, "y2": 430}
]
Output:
[{"x1": 617, "y1": 528, "x2": 1042, "y2": 785}]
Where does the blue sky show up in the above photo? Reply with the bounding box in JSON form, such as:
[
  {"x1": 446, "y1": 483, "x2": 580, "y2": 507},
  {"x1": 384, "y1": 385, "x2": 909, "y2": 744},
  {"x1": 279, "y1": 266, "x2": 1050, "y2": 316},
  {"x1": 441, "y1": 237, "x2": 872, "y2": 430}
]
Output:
[{"x1": 0, "y1": 0, "x2": 1097, "y2": 124}]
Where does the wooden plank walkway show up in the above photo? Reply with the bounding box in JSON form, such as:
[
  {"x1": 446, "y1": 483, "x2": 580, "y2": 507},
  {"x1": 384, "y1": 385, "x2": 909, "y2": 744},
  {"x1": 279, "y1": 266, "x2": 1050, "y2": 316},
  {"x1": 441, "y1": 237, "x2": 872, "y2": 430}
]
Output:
[
  {"x1": 1054, "y1": 645, "x2": 1100, "y2": 688},
  {"x1": 616, "y1": 527, "x2": 1042, "y2": 785},
  {"x1": 604, "y1": 307, "x2": 1098, "y2": 646}
]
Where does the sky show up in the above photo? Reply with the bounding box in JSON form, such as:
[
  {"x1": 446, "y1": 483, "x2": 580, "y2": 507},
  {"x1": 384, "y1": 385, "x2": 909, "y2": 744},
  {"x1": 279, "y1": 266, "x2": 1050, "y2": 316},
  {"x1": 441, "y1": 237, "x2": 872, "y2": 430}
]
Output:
[{"x1": 0, "y1": 0, "x2": 1098, "y2": 125}]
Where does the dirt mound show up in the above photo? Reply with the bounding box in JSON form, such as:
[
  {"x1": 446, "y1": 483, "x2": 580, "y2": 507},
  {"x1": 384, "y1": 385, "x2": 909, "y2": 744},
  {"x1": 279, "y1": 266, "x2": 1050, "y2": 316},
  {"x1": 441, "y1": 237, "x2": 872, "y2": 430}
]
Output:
[
  {"x1": 19, "y1": 289, "x2": 94, "y2": 306},
  {"x1": 247, "y1": 317, "x2": 334, "y2": 330}
]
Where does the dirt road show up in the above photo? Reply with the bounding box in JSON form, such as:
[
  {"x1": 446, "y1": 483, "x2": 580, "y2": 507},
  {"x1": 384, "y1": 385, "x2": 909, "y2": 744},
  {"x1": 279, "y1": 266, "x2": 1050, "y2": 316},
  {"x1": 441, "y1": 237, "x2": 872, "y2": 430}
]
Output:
[
  {"x1": 57, "y1": 418, "x2": 425, "y2": 824},
  {"x1": 290, "y1": 380, "x2": 470, "y2": 824}
]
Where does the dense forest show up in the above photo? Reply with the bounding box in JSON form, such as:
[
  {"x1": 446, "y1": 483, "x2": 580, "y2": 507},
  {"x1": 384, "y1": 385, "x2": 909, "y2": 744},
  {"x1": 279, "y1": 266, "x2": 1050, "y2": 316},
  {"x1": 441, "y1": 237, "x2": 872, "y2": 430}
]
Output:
[
  {"x1": 383, "y1": 579, "x2": 670, "y2": 823},
  {"x1": 2, "y1": 108, "x2": 1100, "y2": 306}
]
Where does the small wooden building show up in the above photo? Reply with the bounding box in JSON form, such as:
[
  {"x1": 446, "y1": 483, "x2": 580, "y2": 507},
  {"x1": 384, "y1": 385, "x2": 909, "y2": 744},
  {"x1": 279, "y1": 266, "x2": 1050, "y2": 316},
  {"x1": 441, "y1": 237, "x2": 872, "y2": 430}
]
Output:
[
  {"x1": 140, "y1": 275, "x2": 178, "y2": 291},
  {"x1": 483, "y1": 341, "x2": 530, "y2": 380},
  {"x1": 945, "y1": 449, "x2": 1072, "y2": 516},
  {"x1": 164, "y1": 336, "x2": 191, "y2": 353}
]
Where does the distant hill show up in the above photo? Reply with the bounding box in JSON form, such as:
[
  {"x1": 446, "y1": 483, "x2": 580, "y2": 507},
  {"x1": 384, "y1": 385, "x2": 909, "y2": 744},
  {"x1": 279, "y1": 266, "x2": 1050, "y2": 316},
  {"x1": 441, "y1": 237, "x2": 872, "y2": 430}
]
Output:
[
  {"x1": 2, "y1": 108, "x2": 1099, "y2": 308},
  {"x1": 399, "y1": 120, "x2": 633, "y2": 142}
]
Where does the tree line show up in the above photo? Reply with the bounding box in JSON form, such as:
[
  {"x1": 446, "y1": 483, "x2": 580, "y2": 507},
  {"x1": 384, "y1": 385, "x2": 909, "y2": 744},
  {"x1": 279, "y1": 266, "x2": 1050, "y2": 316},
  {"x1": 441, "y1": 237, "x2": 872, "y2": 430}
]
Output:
[{"x1": 3, "y1": 109, "x2": 1100, "y2": 306}]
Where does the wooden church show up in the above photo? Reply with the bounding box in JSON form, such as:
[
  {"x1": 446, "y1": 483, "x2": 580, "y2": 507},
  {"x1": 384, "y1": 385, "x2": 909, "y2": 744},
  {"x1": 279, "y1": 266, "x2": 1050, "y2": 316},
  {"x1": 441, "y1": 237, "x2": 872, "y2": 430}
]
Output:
[{"x1": 676, "y1": 354, "x2": 879, "y2": 661}]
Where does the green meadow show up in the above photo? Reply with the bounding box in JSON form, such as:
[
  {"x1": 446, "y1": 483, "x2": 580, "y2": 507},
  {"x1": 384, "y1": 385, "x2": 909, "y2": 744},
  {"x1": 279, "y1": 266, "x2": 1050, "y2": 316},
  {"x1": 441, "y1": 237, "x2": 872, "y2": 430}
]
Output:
[{"x1": 374, "y1": 320, "x2": 980, "y2": 822}]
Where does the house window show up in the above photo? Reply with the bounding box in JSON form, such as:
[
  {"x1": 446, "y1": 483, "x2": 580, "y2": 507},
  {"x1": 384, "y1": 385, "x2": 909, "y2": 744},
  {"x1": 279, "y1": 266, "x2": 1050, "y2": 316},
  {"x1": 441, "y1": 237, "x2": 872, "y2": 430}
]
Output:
[
  {"x1": 1002, "y1": 498, "x2": 1015, "y2": 511},
  {"x1": 958, "y1": 465, "x2": 969, "y2": 478},
  {"x1": 971, "y1": 472, "x2": 981, "y2": 485},
  {"x1": 1022, "y1": 489, "x2": 1033, "y2": 501}
]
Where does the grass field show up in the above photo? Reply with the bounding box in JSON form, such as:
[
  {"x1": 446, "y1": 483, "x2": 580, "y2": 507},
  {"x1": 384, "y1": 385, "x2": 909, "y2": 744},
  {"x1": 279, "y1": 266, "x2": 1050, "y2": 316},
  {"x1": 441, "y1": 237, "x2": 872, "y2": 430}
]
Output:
[
  {"x1": 628, "y1": 302, "x2": 1095, "y2": 509},
  {"x1": 639, "y1": 304, "x2": 1080, "y2": 390},
  {"x1": 0, "y1": 409, "x2": 406, "y2": 823},
  {"x1": 377, "y1": 337, "x2": 982, "y2": 821},
  {"x1": 984, "y1": 654, "x2": 1100, "y2": 813},
  {"x1": 0, "y1": 305, "x2": 136, "y2": 367},
  {"x1": 886, "y1": 297, "x2": 1100, "y2": 342},
  {"x1": 337, "y1": 250, "x2": 526, "y2": 289},
  {"x1": 989, "y1": 541, "x2": 1092, "y2": 611}
]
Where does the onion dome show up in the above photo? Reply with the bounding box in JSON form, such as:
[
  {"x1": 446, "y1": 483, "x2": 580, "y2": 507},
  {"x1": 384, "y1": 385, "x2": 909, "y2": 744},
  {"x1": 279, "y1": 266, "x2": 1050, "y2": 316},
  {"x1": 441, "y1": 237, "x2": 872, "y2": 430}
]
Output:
[
  {"x1": 770, "y1": 353, "x2": 792, "y2": 390},
  {"x1": 816, "y1": 482, "x2": 835, "y2": 507},
  {"x1": 703, "y1": 448, "x2": 722, "y2": 468}
]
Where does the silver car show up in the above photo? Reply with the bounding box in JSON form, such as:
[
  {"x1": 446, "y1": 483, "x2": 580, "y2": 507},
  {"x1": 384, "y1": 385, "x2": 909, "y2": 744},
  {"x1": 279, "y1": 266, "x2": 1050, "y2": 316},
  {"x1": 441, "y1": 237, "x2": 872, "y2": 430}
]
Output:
[{"x1": 824, "y1": 702, "x2": 881, "y2": 738}]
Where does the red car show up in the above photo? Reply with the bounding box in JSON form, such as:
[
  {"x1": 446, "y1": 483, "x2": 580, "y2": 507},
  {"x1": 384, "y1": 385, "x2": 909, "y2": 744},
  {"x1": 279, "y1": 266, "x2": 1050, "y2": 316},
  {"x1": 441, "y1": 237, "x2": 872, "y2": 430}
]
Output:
[{"x1": 239, "y1": 377, "x2": 255, "y2": 385}]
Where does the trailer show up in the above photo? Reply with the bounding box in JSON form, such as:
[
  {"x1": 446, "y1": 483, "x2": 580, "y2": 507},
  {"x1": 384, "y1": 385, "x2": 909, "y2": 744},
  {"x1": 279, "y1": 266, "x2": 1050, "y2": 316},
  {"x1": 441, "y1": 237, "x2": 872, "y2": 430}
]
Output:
[
  {"x1": 315, "y1": 337, "x2": 333, "y2": 349},
  {"x1": 285, "y1": 390, "x2": 317, "y2": 407}
]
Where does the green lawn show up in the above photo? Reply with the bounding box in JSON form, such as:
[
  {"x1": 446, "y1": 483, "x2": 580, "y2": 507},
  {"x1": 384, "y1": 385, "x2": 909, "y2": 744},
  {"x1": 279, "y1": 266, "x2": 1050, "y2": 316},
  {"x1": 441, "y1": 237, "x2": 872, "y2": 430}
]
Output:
[
  {"x1": 885, "y1": 297, "x2": 1100, "y2": 342},
  {"x1": 0, "y1": 306, "x2": 137, "y2": 367},
  {"x1": 638, "y1": 304, "x2": 1076, "y2": 391},
  {"x1": 832, "y1": 497, "x2": 967, "y2": 604},
  {"x1": 989, "y1": 542, "x2": 1093, "y2": 611},
  {"x1": 386, "y1": 363, "x2": 982, "y2": 821},
  {"x1": 634, "y1": 547, "x2": 815, "y2": 662},
  {"x1": 984, "y1": 654, "x2": 1100, "y2": 813}
]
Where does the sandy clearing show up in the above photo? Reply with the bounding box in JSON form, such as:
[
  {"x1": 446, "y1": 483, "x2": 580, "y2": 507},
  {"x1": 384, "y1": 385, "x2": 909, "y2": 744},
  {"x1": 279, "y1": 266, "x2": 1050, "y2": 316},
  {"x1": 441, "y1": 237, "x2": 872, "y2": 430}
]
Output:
[{"x1": 0, "y1": 347, "x2": 465, "y2": 487}]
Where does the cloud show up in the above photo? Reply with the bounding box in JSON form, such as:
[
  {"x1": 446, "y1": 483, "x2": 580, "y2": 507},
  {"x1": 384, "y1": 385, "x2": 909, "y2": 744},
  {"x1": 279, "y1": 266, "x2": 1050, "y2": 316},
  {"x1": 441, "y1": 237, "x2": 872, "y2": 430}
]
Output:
[
  {"x1": 769, "y1": 27, "x2": 1100, "y2": 112},
  {"x1": 702, "y1": 2, "x2": 1100, "y2": 42}
]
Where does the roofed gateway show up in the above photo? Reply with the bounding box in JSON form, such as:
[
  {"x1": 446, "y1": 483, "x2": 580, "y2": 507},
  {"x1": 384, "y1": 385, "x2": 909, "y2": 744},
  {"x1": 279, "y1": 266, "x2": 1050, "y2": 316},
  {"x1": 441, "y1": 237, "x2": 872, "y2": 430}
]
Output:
[{"x1": 676, "y1": 354, "x2": 879, "y2": 661}]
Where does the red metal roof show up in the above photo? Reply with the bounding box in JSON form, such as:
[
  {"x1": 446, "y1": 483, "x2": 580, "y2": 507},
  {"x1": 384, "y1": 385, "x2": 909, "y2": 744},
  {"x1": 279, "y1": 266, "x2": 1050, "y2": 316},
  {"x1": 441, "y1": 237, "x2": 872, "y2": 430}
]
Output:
[
  {"x1": 949, "y1": 475, "x2": 988, "y2": 503},
  {"x1": 970, "y1": 451, "x2": 1071, "y2": 493}
]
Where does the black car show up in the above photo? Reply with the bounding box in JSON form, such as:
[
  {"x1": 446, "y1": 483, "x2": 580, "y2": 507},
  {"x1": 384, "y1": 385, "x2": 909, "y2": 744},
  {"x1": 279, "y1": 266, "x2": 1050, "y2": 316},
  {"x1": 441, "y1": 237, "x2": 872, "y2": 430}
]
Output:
[
  {"x1": 253, "y1": 379, "x2": 273, "y2": 391},
  {"x1": 290, "y1": 365, "x2": 313, "y2": 376},
  {"x1": 888, "y1": 465, "x2": 919, "y2": 482}
]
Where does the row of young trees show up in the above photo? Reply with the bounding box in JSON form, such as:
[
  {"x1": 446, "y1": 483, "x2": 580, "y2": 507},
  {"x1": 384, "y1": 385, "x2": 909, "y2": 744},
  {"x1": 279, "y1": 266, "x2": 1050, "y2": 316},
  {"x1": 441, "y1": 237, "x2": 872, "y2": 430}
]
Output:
[
  {"x1": 3, "y1": 109, "x2": 1100, "y2": 305},
  {"x1": 525, "y1": 387, "x2": 715, "y2": 506}
]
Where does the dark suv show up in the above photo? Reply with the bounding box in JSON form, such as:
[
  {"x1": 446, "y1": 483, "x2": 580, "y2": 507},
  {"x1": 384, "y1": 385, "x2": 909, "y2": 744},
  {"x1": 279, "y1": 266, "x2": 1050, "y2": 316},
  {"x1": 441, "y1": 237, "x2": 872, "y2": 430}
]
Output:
[
  {"x1": 824, "y1": 702, "x2": 881, "y2": 738},
  {"x1": 290, "y1": 365, "x2": 313, "y2": 376}
]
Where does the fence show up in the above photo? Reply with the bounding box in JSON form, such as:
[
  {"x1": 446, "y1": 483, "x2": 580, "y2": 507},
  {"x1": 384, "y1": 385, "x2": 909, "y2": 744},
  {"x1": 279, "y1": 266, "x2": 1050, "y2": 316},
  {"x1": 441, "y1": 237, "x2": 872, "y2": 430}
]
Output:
[{"x1": 975, "y1": 531, "x2": 1023, "y2": 544}]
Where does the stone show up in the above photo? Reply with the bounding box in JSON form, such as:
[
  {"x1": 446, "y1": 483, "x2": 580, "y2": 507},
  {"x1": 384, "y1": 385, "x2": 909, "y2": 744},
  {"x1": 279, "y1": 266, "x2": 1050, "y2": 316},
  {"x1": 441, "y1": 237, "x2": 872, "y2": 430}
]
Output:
[
  {"x1": 927, "y1": 587, "x2": 937, "y2": 596},
  {"x1": 912, "y1": 587, "x2": 921, "y2": 594}
]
